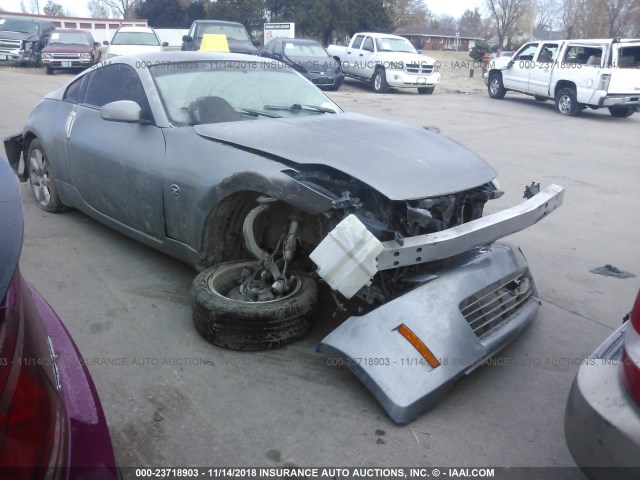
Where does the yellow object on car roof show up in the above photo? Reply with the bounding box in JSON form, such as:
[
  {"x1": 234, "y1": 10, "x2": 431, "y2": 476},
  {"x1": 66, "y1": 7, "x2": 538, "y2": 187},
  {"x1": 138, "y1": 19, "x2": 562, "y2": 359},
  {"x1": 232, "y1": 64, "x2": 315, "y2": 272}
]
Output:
[{"x1": 199, "y1": 34, "x2": 230, "y2": 52}]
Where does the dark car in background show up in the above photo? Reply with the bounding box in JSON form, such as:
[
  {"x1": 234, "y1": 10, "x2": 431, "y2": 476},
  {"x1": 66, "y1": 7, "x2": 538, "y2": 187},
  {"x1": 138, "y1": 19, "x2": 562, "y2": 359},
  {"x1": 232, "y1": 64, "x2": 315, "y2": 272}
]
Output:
[
  {"x1": 41, "y1": 29, "x2": 101, "y2": 74},
  {"x1": 260, "y1": 38, "x2": 343, "y2": 90},
  {"x1": 565, "y1": 290, "x2": 640, "y2": 479},
  {"x1": 0, "y1": 15, "x2": 55, "y2": 66},
  {"x1": 181, "y1": 19, "x2": 258, "y2": 55},
  {"x1": 0, "y1": 157, "x2": 118, "y2": 479}
]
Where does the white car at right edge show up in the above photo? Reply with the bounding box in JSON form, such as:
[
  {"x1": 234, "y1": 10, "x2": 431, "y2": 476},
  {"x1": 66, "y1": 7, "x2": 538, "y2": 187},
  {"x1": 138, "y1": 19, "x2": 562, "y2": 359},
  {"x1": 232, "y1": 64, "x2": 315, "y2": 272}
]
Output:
[{"x1": 484, "y1": 38, "x2": 640, "y2": 117}]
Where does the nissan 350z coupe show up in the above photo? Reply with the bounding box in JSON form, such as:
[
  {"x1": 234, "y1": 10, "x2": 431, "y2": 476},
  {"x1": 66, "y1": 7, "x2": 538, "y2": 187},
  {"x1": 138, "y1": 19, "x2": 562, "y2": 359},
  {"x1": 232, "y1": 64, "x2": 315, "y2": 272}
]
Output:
[{"x1": 4, "y1": 52, "x2": 564, "y2": 424}]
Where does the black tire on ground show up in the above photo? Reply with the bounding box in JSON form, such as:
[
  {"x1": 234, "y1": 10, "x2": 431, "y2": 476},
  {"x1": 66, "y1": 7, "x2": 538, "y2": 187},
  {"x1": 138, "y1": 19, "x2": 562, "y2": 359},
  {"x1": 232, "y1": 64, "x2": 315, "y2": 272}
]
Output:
[
  {"x1": 488, "y1": 73, "x2": 506, "y2": 99},
  {"x1": 418, "y1": 86, "x2": 435, "y2": 94},
  {"x1": 608, "y1": 106, "x2": 635, "y2": 118},
  {"x1": 192, "y1": 260, "x2": 318, "y2": 351},
  {"x1": 555, "y1": 87, "x2": 581, "y2": 116},
  {"x1": 534, "y1": 95, "x2": 547, "y2": 102},
  {"x1": 27, "y1": 139, "x2": 66, "y2": 213},
  {"x1": 372, "y1": 68, "x2": 389, "y2": 93},
  {"x1": 45, "y1": 67, "x2": 53, "y2": 75}
]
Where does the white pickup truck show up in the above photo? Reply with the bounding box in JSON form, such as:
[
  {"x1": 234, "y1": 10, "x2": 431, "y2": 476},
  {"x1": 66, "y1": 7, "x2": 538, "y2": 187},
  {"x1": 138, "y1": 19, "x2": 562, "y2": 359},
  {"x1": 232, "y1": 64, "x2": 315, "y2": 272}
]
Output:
[
  {"x1": 327, "y1": 32, "x2": 440, "y2": 94},
  {"x1": 485, "y1": 38, "x2": 640, "y2": 117}
]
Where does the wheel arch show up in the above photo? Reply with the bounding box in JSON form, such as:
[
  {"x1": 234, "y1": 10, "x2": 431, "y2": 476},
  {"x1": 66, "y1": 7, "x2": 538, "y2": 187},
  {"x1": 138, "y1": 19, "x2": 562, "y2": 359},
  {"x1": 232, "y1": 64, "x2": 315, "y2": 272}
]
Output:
[
  {"x1": 554, "y1": 80, "x2": 576, "y2": 98},
  {"x1": 197, "y1": 173, "x2": 335, "y2": 270}
]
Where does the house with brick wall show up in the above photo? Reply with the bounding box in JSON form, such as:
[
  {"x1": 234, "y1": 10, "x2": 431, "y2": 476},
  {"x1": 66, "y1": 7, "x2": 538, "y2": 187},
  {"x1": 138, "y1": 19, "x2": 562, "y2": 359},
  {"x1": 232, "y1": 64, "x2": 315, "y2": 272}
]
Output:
[{"x1": 394, "y1": 26, "x2": 482, "y2": 51}]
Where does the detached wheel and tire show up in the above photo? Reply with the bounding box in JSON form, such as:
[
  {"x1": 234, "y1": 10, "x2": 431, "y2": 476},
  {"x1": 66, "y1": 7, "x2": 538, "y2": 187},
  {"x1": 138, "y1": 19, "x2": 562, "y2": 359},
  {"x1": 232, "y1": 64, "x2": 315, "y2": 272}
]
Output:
[
  {"x1": 192, "y1": 260, "x2": 318, "y2": 351},
  {"x1": 555, "y1": 87, "x2": 581, "y2": 116},
  {"x1": 372, "y1": 68, "x2": 389, "y2": 93},
  {"x1": 608, "y1": 106, "x2": 635, "y2": 118},
  {"x1": 418, "y1": 86, "x2": 434, "y2": 95},
  {"x1": 488, "y1": 73, "x2": 506, "y2": 99},
  {"x1": 27, "y1": 139, "x2": 65, "y2": 213}
]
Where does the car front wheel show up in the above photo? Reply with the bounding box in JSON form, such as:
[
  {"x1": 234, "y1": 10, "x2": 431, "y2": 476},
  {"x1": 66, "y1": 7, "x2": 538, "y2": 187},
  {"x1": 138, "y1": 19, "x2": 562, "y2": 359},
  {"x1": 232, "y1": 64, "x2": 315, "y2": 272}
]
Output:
[
  {"x1": 372, "y1": 68, "x2": 389, "y2": 93},
  {"x1": 608, "y1": 106, "x2": 635, "y2": 118},
  {"x1": 27, "y1": 139, "x2": 65, "y2": 213},
  {"x1": 192, "y1": 260, "x2": 318, "y2": 351},
  {"x1": 555, "y1": 88, "x2": 581, "y2": 116},
  {"x1": 488, "y1": 73, "x2": 506, "y2": 99}
]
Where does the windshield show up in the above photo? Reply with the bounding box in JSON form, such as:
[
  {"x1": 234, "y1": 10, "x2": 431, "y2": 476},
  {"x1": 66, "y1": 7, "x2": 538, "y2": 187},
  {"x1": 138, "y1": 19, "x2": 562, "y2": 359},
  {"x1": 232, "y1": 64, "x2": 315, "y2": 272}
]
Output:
[
  {"x1": 149, "y1": 60, "x2": 342, "y2": 126},
  {"x1": 111, "y1": 31, "x2": 160, "y2": 46},
  {"x1": 49, "y1": 31, "x2": 91, "y2": 45},
  {"x1": 196, "y1": 24, "x2": 250, "y2": 42},
  {"x1": 375, "y1": 37, "x2": 416, "y2": 54},
  {"x1": 283, "y1": 42, "x2": 329, "y2": 58},
  {"x1": 0, "y1": 17, "x2": 39, "y2": 35}
]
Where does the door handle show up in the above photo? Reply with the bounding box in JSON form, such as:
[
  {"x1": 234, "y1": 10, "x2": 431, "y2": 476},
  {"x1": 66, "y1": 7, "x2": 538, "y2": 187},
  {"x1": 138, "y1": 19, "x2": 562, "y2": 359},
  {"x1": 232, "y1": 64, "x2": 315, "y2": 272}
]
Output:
[{"x1": 65, "y1": 111, "x2": 76, "y2": 140}]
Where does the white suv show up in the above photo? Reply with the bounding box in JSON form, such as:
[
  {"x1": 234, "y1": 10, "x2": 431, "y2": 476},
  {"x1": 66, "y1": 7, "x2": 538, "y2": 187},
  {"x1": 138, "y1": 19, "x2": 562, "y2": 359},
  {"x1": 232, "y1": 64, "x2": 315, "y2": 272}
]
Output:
[
  {"x1": 485, "y1": 38, "x2": 640, "y2": 117},
  {"x1": 104, "y1": 26, "x2": 168, "y2": 59}
]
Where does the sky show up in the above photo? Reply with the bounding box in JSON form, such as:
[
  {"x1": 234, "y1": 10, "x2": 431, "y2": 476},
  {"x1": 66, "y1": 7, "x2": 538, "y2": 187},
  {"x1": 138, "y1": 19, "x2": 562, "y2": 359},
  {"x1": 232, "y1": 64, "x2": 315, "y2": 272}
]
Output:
[{"x1": 1, "y1": 0, "x2": 486, "y2": 21}]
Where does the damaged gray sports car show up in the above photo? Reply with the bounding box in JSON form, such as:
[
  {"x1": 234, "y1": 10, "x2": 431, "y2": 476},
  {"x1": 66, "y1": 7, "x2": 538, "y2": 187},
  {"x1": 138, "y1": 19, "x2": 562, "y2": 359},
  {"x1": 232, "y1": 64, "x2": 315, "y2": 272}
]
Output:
[{"x1": 4, "y1": 52, "x2": 564, "y2": 424}]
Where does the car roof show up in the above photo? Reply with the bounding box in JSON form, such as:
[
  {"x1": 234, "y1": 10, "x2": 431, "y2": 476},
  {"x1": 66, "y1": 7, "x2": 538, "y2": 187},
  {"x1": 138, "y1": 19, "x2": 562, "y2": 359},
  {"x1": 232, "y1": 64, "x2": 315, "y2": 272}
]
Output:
[
  {"x1": 52, "y1": 28, "x2": 91, "y2": 34},
  {"x1": 106, "y1": 51, "x2": 276, "y2": 64},
  {"x1": 355, "y1": 33, "x2": 409, "y2": 41},
  {"x1": 271, "y1": 38, "x2": 321, "y2": 45},
  {"x1": 193, "y1": 20, "x2": 244, "y2": 26},
  {"x1": 115, "y1": 26, "x2": 157, "y2": 33}
]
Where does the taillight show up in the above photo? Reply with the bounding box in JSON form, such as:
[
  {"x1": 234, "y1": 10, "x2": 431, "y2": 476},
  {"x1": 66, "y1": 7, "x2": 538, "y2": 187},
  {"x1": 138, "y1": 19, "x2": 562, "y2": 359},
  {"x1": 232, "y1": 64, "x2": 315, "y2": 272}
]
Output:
[
  {"x1": 0, "y1": 274, "x2": 65, "y2": 480},
  {"x1": 621, "y1": 290, "x2": 640, "y2": 404}
]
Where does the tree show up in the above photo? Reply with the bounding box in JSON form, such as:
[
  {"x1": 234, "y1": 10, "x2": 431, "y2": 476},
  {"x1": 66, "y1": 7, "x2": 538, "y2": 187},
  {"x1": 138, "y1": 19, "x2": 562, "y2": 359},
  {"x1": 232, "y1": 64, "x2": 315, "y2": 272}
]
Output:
[
  {"x1": 88, "y1": 0, "x2": 111, "y2": 17},
  {"x1": 387, "y1": 0, "x2": 431, "y2": 28},
  {"x1": 459, "y1": 8, "x2": 483, "y2": 35},
  {"x1": 43, "y1": 0, "x2": 64, "y2": 16},
  {"x1": 469, "y1": 39, "x2": 490, "y2": 60},
  {"x1": 136, "y1": 0, "x2": 189, "y2": 27},
  {"x1": 89, "y1": 0, "x2": 140, "y2": 18},
  {"x1": 485, "y1": 0, "x2": 531, "y2": 48},
  {"x1": 601, "y1": 0, "x2": 640, "y2": 36}
]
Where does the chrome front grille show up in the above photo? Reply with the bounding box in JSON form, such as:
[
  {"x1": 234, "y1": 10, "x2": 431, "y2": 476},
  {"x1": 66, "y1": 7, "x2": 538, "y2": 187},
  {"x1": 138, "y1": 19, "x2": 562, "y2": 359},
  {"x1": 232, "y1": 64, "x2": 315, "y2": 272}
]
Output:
[
  {"x1": 460, "y1": 273, "x2": 533, "y2": 339},
  {"x1": 405, "y1": 62, "x2": 434, "y2": 75},
  {"x1": 52, "y1": 53, "x2": 81, "y2": 59},
  {"x1": 0, "y1": 39, "x2": 21, "y2": 49}
]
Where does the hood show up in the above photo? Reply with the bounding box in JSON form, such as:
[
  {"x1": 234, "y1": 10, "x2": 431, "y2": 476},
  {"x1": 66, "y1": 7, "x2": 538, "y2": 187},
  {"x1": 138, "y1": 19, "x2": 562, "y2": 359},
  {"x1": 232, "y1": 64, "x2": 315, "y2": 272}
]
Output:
[
  {"x1": 194, "y1": 112, "x2": 496, "y2": 200},
  {"x1": 286, "y1": 55, "x2": 337, "y2": 72},
  {"x1": 0, "y1": 30, "x2": 36, "y2": 41},
  {"x1": 43, "y1": 43, "x2": 93, "y2": 54},
  {"x1": 376, "y1": 51, "x2": 437, "y2": 65},
  {"x1": 107, "y1": 44, "x2": 163, "y2": 56},
  {"x1": 195, "y1": 37, "x2": 257, "y2": 55}
]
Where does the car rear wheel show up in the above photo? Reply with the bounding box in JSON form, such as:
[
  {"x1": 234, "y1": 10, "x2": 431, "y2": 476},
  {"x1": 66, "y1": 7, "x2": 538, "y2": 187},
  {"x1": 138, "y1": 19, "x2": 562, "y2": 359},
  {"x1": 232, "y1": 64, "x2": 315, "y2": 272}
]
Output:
[
  {"x1": 372, "y1": 68, "x2": 389, "y2": 93},
  {"x1": 488, "y1": 73, "x2": 506, "y2": 99},
  {"x1": 27, "y1": 139, "x2": 65, "y2": 213},
  {"x1": 608, "y1": 106, "x2": 635, "y2": 118},
  {"x1": 418, "y1": 87, "x2": 435, "y2": 95},
  {"x1": 555, "y1": 88, "x2": 581, "y2": 116},
  {"x1": 192, "y1": 260, "x2": 318, "y2": 351}
]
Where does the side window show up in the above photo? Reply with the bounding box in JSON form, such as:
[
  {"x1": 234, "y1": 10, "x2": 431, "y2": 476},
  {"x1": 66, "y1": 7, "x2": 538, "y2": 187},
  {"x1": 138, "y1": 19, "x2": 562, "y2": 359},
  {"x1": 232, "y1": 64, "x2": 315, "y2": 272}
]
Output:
[
  {"x1": 516, "y1": 43, "x2": 538, "y2": 61},
  {"x1": 362, "y1": 37, "x2": 374, "y2": 52},
  {"x1": 351, "y1": 35, "x2": 364, "y2": 49},
  {"x1": 63, "y1": 75, "x2": 87, "y2": 104},
  {"x1": 84, "y1": 64, "x2": 154, "y2": 122},
  {"x1": 536, "y1": 43, "x2": 558, "y2": 62},
  {"x1": 564, "y1": 45, "x2": 603, "y2": 65}
]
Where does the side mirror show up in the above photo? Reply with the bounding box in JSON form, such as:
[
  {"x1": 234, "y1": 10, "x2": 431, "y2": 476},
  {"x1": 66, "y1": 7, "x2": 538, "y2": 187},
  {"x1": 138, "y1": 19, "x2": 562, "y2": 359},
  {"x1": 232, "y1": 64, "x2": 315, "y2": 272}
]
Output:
[
  {"x1": 162, "y1": 42, "x2": 169, "y2": 47},
  {"x1": 417, "y1": 49, "x2": 422, "y2": 54},
  {"x1": 94, "y1": 42, "x2": 100, "y2": 47},
  {"x1": 182, "y1": 35, "x2": 193, "y2": 43},
  {"x1": 273, "y1": 53, "x2": 282, "y2": 60},
  {"x1": 252, "y1": 39, "x2": 261, "y2": 47},
  {"x1": 103, "y1": 40, "x2": 109, "y2": 45},
  {"x1": 101, "y1": 100, "x2": 142, "y2": 123}
]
